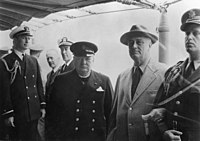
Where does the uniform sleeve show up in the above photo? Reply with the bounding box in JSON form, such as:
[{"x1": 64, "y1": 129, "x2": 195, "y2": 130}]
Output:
[
  {"x1": 36, "y1": 60, "x2": 46, "y2": 109},
  {"x1": 0, "y1": 59, "x2": 14, "y2": 118}
]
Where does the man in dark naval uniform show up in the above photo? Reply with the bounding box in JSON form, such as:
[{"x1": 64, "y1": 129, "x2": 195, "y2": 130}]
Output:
[
  {"x1": 46, "y1": 41, "x2": 114, "y2": 141},
  {"x1": 0, "y1": 25, "x2": 46, "y2": 140},
  {"x1": 58, "y1": 37, "x2": 75, "y2": 73},
  {"x1": 147, "y1": 8, "x2": 200, "y2": 141}
]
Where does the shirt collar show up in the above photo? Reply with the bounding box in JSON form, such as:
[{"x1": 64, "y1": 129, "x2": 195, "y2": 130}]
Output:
[
  {"x1": 66, "y1": 59, "x2": 73, "y2": 66},
  {"x1": 14, "y1": 49, "x2": 25, "y2": 60},
  {"x1": 52, "y1": 65, "x2": 60, "y2": 73},
  {"x1": 133, "y1": 57, "x2": 150, "y2": 73},
  {"x1": 188, "y1": 58, "x2": 200, "y2": 70}
]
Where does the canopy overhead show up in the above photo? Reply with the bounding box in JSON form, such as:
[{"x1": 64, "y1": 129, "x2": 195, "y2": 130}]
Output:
[{"x1": 0, "y1": 0, "x2": 113, "y2": 31}]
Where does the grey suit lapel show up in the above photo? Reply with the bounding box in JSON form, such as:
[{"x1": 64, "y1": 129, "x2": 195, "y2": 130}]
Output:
[{"x1": 131, "y1": 61, "x2": 157, "y2": 104}]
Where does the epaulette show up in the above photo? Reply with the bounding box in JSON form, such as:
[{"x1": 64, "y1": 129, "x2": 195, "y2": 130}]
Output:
[
  {"x1": 1, "y1": 58, "x2": 21, "y2": 84},
  {"x1": 163, "y1": 61, "x2": 184, "y2": 96}
]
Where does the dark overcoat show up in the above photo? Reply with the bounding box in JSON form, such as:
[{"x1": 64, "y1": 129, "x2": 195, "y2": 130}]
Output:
[
  {"x1": 46, "y1": 70, "x2": 114, "y2": 141},
  {"x1": 155, "y1": 58, "x2": 200, "y2": 141},
  {"x1": 0, "y1": 52, "x2": 45, "y2": 124}
]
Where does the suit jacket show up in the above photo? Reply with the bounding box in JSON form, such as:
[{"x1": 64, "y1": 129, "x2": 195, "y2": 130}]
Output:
[
  {"x1": 46, "y1": 70, "x2": 114, "y2": 141},
  {"x1": 154, "y1": 58, "x2": 200, "y2": 141},
  {"x1": 45, "y1": 67, "x2": 62, "y2": 103},
  {"x1": 60, "y1": 60, "x2": 74, "y2": 73},
  {"x1": 107, "y1": 59, "x2": 167, "y2": 141},
  {"x1": 0, "y1": 52, "x2": 45, "y2": 124}
]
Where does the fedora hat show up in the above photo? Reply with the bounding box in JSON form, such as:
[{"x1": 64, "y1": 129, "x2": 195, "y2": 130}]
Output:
[
  {"x1": 181, "y1": 8, "x2": 200, "y2": 31},
  {"x1": 120, "y1": 24, "x2": 158, "y2": 45}
]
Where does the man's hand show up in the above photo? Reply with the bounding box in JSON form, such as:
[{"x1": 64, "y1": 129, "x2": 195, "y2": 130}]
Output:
[
  {"x1": 40, "y1": 109, "x2": 46, "y2": 118},
  {"x1": 5, "y1": 116, "x2": 15, "y2": 127},
  {"x1": 142, "y1": 108, "x2": 166, "y2": 122},
  {"x1": 163, "y1": 130, "x2": 182, "y2": 141}
]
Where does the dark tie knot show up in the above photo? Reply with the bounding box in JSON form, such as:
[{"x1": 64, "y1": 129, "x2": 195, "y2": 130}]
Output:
[
  {"x1": 184, "y1": 61, "x2": 195, "y2": 78},
  {"x1": 131, "y1": 66, "x2": 143, "y2": 99}
]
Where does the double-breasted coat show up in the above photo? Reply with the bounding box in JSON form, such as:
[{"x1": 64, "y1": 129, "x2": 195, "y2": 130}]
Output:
[
  {"x1": 154, "y1": 58, "x2": 200, "y2": 141},
  {"x1": 0, "y1": 52, "x2": 45, "y2": 124},
  {"x1": 46, "y1": 69, "x2": 114, "y2": 141},
  {"x1": 107, "y1": 59, "x2": 166, "y2": 141}
]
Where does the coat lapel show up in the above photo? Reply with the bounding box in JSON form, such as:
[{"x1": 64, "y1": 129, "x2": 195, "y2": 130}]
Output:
[
  {"x1": 123, "y1": 69, "x2": 133, "y2": 104},
  {"x1": 131, "y1": 60, "x2": 156, "y2": 104}
]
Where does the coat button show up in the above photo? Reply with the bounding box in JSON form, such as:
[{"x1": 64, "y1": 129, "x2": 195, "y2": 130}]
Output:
[
  {"x1": 76, "y1": 118, "x2": 79, "y2": 121},
  {"x1": 76, "y1": 109, "x2": 80, "y2": 112},
  {"x1": 75, "y1": 127, "x2": 79, "y2": 131},
  {"x1": 24, "y1": 76, "x2": 26, "y2": 79},
  {"x1": 26, "y1": 86, "x2": 28, "y2": 89},
  {"x1": 34, "y1": 85, "x2": 36, "y2": 88},
  {"x1": 35, "y1": 95, "x2": 37, "y2": 98},
  {"x1": 174, "y1": 112, "x2": 178, "y2": 116},
  {"x1": 92, "y1": 119, "x2": 95, "y2": 122},
  {"x1": 129, "y1": 107, "x2": 133, "y2": 111},
  {"x1": 32, "y1": 75, "x2": 34, "y2": 78},
  {"x1": 77, "y1": 100, "x2": 80, "y2": 103},
  {"x1": 92, "y1": 110, "x2": 95, "y2": 113},
  {"x1": 92, "y1": 100, "x2": 96, "y2": 104},
  {"x1": 27, "y1": 97, "x2": 30, "y2": 100},
  {"x1": 129, "y1": 123, "x2": 133, "y2": 126},
  {"x1": 176, "y1": 101, "x2": 180, "y2": 105},
  {"x1": 91, "y1": 128, "x2": 94, "y2": 131}
]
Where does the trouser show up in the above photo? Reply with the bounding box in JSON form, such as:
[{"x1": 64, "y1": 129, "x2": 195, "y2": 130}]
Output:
[{"x1": 15, "y1": 119, "x2": 39, "y2": 141}]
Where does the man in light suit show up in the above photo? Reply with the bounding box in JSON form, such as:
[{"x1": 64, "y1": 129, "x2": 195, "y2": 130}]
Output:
[
  {"x1": 107, "y1": 24, "x2": 167, "y2": 141},
  {"x1": 0, "y1": 25, "x2": 46, "y2": 141},
  {"x1": 46, "y1": 41, "x2": 114, "y2": 141}
]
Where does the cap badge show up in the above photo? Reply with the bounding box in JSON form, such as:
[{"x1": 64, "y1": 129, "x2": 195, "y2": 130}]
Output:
[
  {"x1": 24, "y1": 26, "x2": 30, "y2": 32},
  {"x1": 188, "y1": 10, "x2": 196, "y2": 20}
]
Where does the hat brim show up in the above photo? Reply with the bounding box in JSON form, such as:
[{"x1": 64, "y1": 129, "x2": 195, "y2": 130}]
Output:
[
  {"x1": 59, "y1": 42, "x2": 73, "y2": 47},
  {"x1": 120, "y1": 31, "x2": 158, "y2": 45},
  {"x1": 180, "y1": 21, "x2": 200, "y2": 31},
  {"x1": 70, "y1": 41, "x2": 98, "y2": 56},
  {"x1": 12, "y1": 32, "x2": 32, "y2": 39}
]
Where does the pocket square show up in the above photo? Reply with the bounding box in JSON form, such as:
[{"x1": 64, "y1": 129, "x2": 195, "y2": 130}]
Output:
[{"x1": 96, "y1": 86, "x2": 104, "y2": 92}]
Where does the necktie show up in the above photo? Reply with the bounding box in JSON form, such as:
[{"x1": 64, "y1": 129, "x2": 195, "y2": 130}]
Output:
[
  {"x1": 22, "y1": 54, "x2": 25, "y2": 62},
  {"x1": 184, "y1": 61, "x2": 194, "y2": 78},
  {"x1": 131, "y1": 67, "x2": 142, "y2": 99},
  {"x1": 49, "y1": 70, "x2": 54, "y2": 84},
  {"x1": 62, "y1": 64, "x2": 67, "y2": 72}
]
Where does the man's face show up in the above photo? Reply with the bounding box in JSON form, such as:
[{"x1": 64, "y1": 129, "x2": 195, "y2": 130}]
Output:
[
  {"x1": 74, "y1": 55, "x2": 94, "y2": 76},
  {"x1": 59, "y1": 45, "x2": 72, "y2": 63},
  {"x1": 46, "y1": 51, "x2": 60, "y2": 69},
  {"x1": 184, "y1": 24, "x2": 200, "y2": 56},
  {"x1": 128, "y1": 36, "x2": 151, "y2": 65},
  {"x1": 14, "y1": 35, "x2": 32, "y2": 51}
]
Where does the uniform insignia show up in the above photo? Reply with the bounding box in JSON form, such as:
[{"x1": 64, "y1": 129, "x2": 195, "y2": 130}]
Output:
[
  {"x1": 24, "y1": 26, "x2": 30, "y2": 32},
  {"x1": 2, "y1": 59, "x2": 21, "y2": 84},
  {"x1": 188, "y1": 10, "x2": 196, "y2": 20},
  {"x1": 96, "y1": 86, "x2": 104, "y2": 92},
  {"x1": 163, "y1": 61, "x2": 183, "y2": 96}
]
